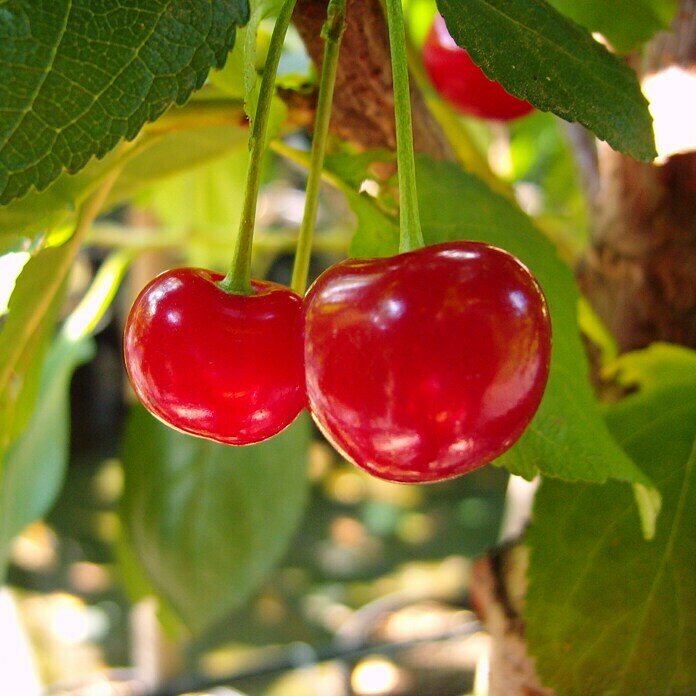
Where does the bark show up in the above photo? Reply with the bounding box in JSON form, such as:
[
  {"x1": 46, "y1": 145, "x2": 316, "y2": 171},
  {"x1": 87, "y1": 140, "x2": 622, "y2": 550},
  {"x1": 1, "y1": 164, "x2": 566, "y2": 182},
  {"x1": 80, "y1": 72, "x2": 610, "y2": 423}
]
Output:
[
  {"x1": 577, "y1": 0, "x2": 696, "y2": 352},
  {"x1": 292, "y1": 0, "x2": 453, "y2": 159},
  {"x1": 469, "y1": 544, "x2": 554, "y2": 696}
]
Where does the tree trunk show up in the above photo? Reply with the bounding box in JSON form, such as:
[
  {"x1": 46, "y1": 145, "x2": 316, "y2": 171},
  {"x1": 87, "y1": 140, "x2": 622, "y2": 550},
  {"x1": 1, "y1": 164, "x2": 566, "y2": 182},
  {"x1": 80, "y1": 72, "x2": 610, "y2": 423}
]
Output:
[
  {"x1": 292, "y1": 0, "x2": 453, "y2": 160},
  {"x1": 578, "y1": 0, "x2": 696, "y2": 352}
]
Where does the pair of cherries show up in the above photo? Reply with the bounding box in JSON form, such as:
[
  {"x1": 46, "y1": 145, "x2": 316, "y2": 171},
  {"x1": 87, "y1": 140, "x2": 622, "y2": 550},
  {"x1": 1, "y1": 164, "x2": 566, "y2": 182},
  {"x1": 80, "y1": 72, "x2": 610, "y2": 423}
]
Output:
[{"x1": 124, "y1": 241, "x2": 551, "y2": 483}]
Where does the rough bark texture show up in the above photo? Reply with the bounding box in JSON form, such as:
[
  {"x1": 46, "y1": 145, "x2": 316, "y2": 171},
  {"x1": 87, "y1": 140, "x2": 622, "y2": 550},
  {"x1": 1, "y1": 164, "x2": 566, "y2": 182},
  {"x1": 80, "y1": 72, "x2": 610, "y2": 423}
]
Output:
[
  {"x1": 579, "y1": 150, "x2": 696, "y2": 350},
  {"x1": 578, "y1": 0, "x2": 696, "y2": 352},
  {"x1": 292, "y1": 0, "x2": 453, "y2": 159},
  {"x1": 469, "y1": 544, "x2": 554, "y2": 696}
]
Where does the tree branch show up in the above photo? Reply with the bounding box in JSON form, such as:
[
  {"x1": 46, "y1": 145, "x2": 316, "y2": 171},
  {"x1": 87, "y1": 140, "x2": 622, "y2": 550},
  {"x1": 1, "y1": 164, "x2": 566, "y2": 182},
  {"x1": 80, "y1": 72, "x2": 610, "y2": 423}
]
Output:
[
  {"x1": 578, "y1": 0, "x2": 696, "y2": 351},
  {"x1": 292, "y1": 0, "x2": 453, "y2": 160}
]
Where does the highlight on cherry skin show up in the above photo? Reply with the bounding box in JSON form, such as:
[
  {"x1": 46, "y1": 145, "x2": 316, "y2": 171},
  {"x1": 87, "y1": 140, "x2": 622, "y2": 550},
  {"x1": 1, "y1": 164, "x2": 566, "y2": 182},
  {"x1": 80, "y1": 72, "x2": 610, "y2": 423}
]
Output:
[
  {"x1": 304, "y1": 241, "x2": 552, "y2": 483},
  {"x1": 124, "y1": 268, "x2": 306, "y2": 446},
  {"x1": 423, "y1": 14, "x2": 534, "y2": 121}
]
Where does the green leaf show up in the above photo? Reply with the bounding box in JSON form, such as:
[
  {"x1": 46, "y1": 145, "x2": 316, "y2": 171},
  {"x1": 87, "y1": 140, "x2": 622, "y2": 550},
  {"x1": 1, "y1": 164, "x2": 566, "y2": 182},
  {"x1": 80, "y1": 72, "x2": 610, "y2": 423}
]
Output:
[
  {"x1": 547, "y1": 0, "x2": 678, "y2": 53},
  {"x1": 241, "y1": 0, "x2": 285, "y2": 122},
  {"x1": 0, "y1": 234, "x2": 42, "y2": 258},
  {"x1": 0, "y1": 150, "x2": 119, "y2": 241},
  {"x1": 109, "y1": 122, "x2": 249, "y2": 208},
  {"x1": 322, "y1": 151, "x2": 400, "y2": 258},
  {"x1": 0, "y1": 0, "x2": 249, "y2": 204},
  {"x1": 0, "y1": 111, "x2": 249, "y2": 242},
  {"x1": 0, "y1": 335, "x2": 94, "y2": 582},
  {"x1": 578, "y1": 297, "x2": 618, "y2": 366},
  {"x1": 121, "y1": 407, "x2": 311, "y2": 635},
  {"x1": 604, "y1": 342, "x2": 696, "y2": 397},
  {"x1": 208, "y1": 0, "x2": 283, "y2": 124},
  {"x1": 62, "y1": 250, "x2": 134, "y2": 343},
  {"x1": 115, "y1": 517, "x2": 188, "y2": 639},
  {"x1": 526, "y1": 345, "x2": 696, "y2": 696},
  {"x1": 436, "y1": 0, "x2": 656, "y2": 161},
  {"x1": 144, "y1": 146, "x2": 250, "y2": 270},
  {"x1": 208, "y1": 48, "x2": 248, "y2": 100},
  {"x1": 0, "y1": 248, "x2": 132, "y2": 582},
  {"x1": 0, "y1": 250, "x2": 30, "y2": 315},
  {"x1": 0, "y1": 239, "x2": 79, "y2": 458}
]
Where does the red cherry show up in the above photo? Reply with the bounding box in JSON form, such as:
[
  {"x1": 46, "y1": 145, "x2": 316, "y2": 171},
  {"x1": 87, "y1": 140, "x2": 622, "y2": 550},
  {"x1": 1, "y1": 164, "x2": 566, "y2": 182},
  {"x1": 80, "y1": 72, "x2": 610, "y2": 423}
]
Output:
[
  {"x1": 124, "y1": 268, "x2": 305, "y2": 445},
  {"x1": 423, "y1": 15, "x2": 534, "y2": 121},
  {"x1": 304, "y1": 242, "x2": 551, "y2": 483}
]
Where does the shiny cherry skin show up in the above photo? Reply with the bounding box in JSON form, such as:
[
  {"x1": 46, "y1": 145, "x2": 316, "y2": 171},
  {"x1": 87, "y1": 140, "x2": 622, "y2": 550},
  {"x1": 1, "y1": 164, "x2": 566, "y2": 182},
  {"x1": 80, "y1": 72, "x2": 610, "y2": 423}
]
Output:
[
  {"x1": 124, "y1": 268, "x2": 305, "y2": 445},
  {"x1": 423, "y1": 14, "x2": 534, "y2": 121},
  {"x1": 304, "y1": 242, "x2": 551, "y2": 483}
]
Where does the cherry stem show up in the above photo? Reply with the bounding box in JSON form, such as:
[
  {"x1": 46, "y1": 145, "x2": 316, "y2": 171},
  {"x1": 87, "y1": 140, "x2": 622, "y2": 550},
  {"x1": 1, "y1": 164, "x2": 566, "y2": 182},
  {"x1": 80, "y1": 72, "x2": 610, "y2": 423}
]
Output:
[
  {"x1": 290, "y1": 0, "x2": 346, "y2": 295},
  {"x1": 384, "y1": 0, "x2": 424, "y2": 253},
  {"x1": 220, "y1": 0, "x2": 298, "y2": 295}
]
